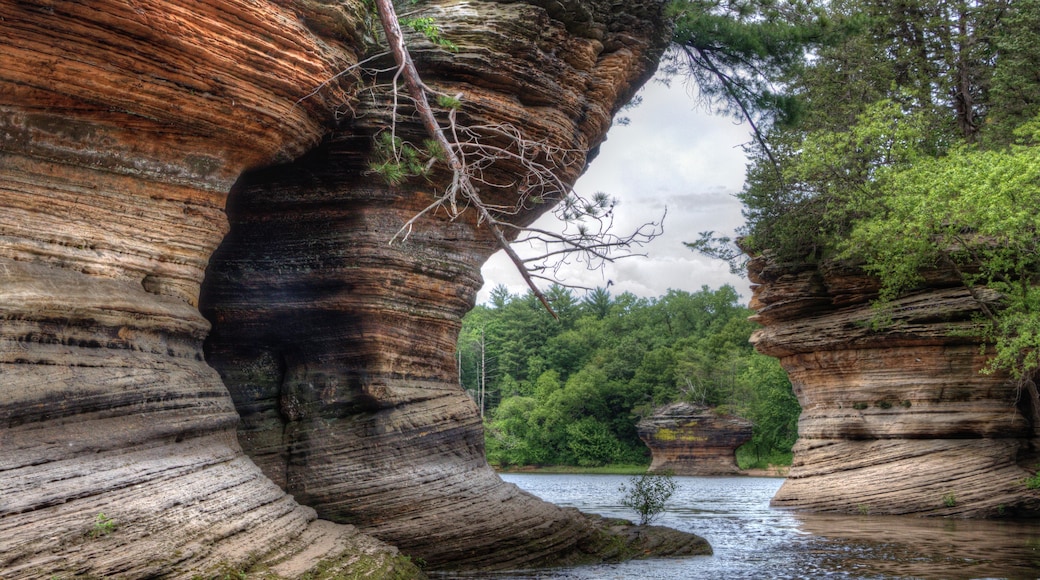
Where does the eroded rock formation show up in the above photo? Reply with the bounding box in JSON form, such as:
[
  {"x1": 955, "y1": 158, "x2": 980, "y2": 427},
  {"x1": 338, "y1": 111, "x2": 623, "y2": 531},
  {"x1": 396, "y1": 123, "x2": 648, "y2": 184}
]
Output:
[
  {"x1": 0, "y1": 2, "x2": 421, "y2": 578},
  {"x1": 200, "y1": 0, "x2": 712, "y2": 570},
  {"x1": 637, "y1": 402, "x2": 753, "y2": 475},
  {"x1": 1, "y1": 0, "x2": 709, "y2": 577},
  {"x1": 748, "y1": 256, "x2": 1040, "y2": 517}
]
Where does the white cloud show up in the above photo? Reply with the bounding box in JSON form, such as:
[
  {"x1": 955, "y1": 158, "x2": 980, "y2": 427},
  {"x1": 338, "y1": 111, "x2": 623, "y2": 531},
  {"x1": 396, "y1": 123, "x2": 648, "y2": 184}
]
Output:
[{"x1": 476, "y1": 76, "x2": 754, "y2": 303}]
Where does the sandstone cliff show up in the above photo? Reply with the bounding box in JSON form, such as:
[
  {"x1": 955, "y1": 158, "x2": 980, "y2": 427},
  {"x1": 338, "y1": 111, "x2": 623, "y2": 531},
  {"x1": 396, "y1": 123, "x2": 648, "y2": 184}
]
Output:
[
  {"x1": 748, "y1": 255, "x2": 1040, "y2": 517},
  {"x1": 0, "y1": 0, "x2": 710, "y2": 577},
  {"x1": 637, "y1": 402, "x2": 753, "y2": 475},
  {"x1": 200, "y1": 0, "x2": 711, "y2": 570}
]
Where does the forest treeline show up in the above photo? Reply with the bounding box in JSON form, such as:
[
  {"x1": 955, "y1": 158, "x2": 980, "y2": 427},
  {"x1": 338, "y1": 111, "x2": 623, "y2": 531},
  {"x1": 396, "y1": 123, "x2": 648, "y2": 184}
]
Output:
[{"x1": 457, "y1": 285, "x2": 800, "y2": 469}]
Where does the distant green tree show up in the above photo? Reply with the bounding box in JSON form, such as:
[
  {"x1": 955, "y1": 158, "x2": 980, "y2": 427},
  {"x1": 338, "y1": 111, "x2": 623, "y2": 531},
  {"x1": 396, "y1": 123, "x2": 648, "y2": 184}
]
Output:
[
  {"x1": 545, "y1": 284, "x2": 580, "y2": 328},
  {"x1": 733, "y1": 355, "x2": 800, "y2": 469},
  {"x1": 532, "y1": 369, "x2": 563, "y2": 400},
  {"x1": 988, "y1": 0, "x2": 1040, "y2": 145},
  {"x1": 630, "y1": 347, "x2": 679, "y2": 405},
  {"x1": 581, "y1": 286, "x2": 613, "y2": 319},
  {"x1": 566, "y1": 417, "x2": 624, "y2": 467},
  {"x1": 485, "y1": 396, "x2": 540, "y2": 466},
  {"x1": 543, "y1": 318, "x2": 602, "y2": 378},
  {"x1": 489, "y1": 284, "x2": 511, "y2": 309}
]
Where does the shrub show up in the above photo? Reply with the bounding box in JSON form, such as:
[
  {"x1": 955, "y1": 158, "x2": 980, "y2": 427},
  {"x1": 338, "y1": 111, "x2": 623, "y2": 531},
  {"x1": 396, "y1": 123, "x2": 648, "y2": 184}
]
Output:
[{"x1": 619, "y1": 472, "x2": 677, "y2": 525}]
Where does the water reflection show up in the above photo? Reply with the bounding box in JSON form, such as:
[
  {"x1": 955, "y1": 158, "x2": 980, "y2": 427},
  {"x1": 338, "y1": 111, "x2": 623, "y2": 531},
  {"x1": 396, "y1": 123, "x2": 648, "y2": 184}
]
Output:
[
  {"x1": 792, "y1": 512, "x2": 1040, "y2": 579},
  {"x1": 442, "y1": 473, "x2": 1040, "y2": 580}
]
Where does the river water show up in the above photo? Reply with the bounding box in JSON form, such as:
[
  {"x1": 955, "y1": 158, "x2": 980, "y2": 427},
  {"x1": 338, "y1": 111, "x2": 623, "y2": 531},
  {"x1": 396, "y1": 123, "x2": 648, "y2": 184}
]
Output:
[{"x1": 468, "y1": 474, "x2": 1040, "y2": 579}]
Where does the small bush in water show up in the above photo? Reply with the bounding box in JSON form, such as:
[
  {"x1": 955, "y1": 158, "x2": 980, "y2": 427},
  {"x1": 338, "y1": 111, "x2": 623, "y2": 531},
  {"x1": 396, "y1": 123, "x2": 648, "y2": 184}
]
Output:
[{"x1": 619, "y1": 472, "x2": 677, "y2": 525}]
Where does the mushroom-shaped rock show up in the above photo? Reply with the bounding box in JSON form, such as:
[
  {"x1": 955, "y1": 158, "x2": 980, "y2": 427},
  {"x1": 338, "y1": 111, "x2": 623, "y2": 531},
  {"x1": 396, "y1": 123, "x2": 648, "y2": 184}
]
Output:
[{"x1": 638, "y1": 402, "x2": 753, "y2": 476}]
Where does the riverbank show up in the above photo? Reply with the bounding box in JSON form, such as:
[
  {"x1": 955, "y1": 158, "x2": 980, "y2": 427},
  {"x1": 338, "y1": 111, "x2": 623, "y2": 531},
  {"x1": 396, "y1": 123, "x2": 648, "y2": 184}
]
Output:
[
  {"x1": 495, "y1": 464, "x2": 651, "y2": 475},
  {"x1": 741, "y1": 465, "x2": 789, "y2": 477},
  {"x1": 493, "y1": 464, "x2": 789, "y2": 477}
]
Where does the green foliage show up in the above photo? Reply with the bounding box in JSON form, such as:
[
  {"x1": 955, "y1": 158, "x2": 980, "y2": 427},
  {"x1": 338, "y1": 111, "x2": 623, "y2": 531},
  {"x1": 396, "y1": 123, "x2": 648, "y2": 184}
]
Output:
[
  {"x1": 687, "y1": 0, "x2": 1040, "y2": 389},
  {"x1": 367, "y1": 131, "x2": 435, "y2": 186},
  {"x1": 400, "y1": 16, "x2": 458, "y2": 52},
  {"x1": 404, "y1": 555, "x2": 427, "y2": 572},
  {"x1": 942, "y1": 492, "x2": 957, "y2": 508},
  {"x1": 665, "y1": 0, "x2": 830, "y2": 128},
  {"x1": 843, "y1": 114, "x2": 1040, "y2": 379},
  {"x1": 731, "y1": 355, "x2": 800, "y2": 467},
  {"x1": 88, "y1": 512, "x2": 116, "y2": 539},
  {"x1": 980, "y1": 0, "x2": 1040, "y2": 146},
  {"x1": 735, "y1": 446, "x2": 791, "y2": 472},
  {"x1": 558, "y1": 191, "x2": 615, "y2": 222},
  {"x1": 740, "y1": 98, "x2": 943, "y2": 261},
  {"x1": 435, "y1": 94, "x2": 462, "y2": 110},
  {"x1": 702, "y1": 0, "x2": 1030, "y2": 265},
  {"x1": 566, "y1": 417, "x2": 624, "y2": 467},
  {"x1": 462, "y1": 285, "x2": 800, "y2": 468},
  {"x1": 484, "y1": 395, "x2": 543, "y2": 466},
  {"x1": 619, "y1": 472, "x2": 678, "y2": 525},
  {"x1": 1025, "y1": 468, "x2": 1040, "y2": 490},
  {"x1": 499, "y1": 464, "x2": 650, "y2": 475}
]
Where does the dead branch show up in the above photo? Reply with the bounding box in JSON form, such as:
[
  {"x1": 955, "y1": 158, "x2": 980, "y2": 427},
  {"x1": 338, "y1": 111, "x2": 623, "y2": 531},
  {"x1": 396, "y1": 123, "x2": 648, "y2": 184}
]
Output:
[
  {"x1": 374, "y1": 0, "x2": 559, "y2": 317},
  {"x1": 372, "y1": 0, "x2": 662, "y2": 318}
]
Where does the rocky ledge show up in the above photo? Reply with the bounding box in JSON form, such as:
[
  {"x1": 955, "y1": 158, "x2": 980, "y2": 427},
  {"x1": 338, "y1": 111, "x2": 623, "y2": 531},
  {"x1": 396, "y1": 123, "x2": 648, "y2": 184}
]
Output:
[
  {"x1": 637, "y1": 402, "x2": 753, "y2": 475},
  {"x1": 748, "y1": 255, "x2": 1040, "y2": 517},
  {"x1": 0, "y1": 0, "x2": 709, "y2": 577}
]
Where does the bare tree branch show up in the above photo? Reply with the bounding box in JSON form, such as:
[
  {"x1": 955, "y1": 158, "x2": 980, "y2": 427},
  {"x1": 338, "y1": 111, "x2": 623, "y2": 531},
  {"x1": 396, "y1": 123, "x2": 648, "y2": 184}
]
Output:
[
  {"x1": 371, "y1": 0, "x2": 663, "y2": 318},
  {"x1": 374, "y1": 0, "x2": 559, "y2": 317}
]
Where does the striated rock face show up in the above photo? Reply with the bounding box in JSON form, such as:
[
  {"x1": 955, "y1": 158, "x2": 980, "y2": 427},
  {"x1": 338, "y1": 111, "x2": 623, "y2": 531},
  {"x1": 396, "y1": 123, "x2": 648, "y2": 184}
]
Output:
[
  {"x1": 0, "y1": 2, "x2": 424, "y2": 578},
  {"x1": 200, "y1": 0, "x2": 711, "y2": 571},
  {"x1": 748, "y1": 256, "x2": 1040, "y2": 517},
  {"x1": 637, "y1": 402, "x2": 753, "y2": 475},
  {"x1": 1, "y1": 0, "x2": 708, "y2": 577}
]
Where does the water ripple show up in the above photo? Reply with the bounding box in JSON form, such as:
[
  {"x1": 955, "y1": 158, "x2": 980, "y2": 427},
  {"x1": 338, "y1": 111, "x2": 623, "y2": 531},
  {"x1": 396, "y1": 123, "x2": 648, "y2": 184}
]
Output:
[{"x1": 463, "y1": 473, "x2": 1040, "y2": 580}]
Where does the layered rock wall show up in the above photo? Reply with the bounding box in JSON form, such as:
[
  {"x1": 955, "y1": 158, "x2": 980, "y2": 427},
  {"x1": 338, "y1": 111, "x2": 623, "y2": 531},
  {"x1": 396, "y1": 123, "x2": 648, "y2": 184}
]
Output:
[
  {"x1": 200, "y1": 0, "x2": 711, "y2": 570},
  {"x1": 1, "y1": 0, "x2": 709, "y2": 577},
  {"x1": 637, "y1": 402, "x2": 753, "y2": 475},
  {"x1": 748, "y1": 256, "x2": 1040, "y2": 517},
  {"x1": 0, "y1": 2, "x2": 419, "y2": 578}
]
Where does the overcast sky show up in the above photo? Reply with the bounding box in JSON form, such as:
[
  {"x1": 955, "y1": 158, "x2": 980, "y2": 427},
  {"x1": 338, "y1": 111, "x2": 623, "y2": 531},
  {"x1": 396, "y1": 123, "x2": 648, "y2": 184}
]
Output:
[{"x1": 476, "y1": 73, "x2": 755, "y2": 303}]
